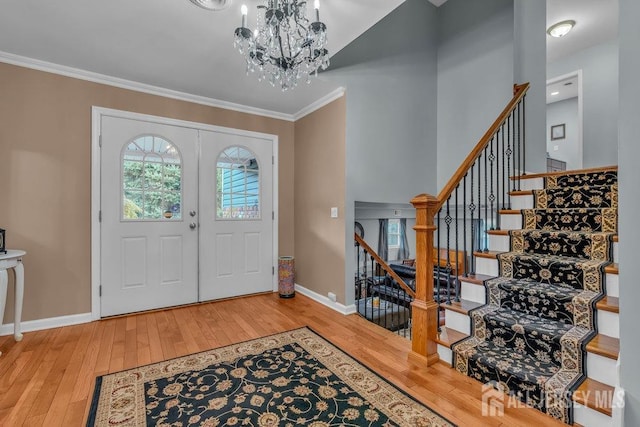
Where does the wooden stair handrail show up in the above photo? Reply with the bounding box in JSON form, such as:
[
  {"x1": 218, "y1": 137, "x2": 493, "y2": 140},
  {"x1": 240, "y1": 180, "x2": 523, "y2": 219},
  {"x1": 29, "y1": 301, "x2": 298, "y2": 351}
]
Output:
[
  {"x1": 354, "y1": 233, "x2": 416, "y2": 299},
  {"x1": 435, "y1": 83, "x2": 530, "y2": 212}
]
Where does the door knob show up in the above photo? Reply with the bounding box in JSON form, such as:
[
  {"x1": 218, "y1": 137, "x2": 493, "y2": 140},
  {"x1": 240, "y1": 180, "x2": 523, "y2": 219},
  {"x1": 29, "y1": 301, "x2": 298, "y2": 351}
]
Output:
[
  {"x1": 190, "y1": 210, "x2": 196, "y2": 217},
  {"x1": 190, "y1": 222, "x2": 197, "y2": 230}
]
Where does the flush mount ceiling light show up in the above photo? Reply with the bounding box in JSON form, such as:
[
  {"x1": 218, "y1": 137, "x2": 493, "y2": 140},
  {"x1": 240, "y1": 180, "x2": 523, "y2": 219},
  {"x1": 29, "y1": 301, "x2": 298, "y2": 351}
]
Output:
[
  {"x1": 547, "y1": 20, "x2": 576, "y2": 38},
  {"x1": 189, "y1": 0, "x2": 231, "y2": 11}
]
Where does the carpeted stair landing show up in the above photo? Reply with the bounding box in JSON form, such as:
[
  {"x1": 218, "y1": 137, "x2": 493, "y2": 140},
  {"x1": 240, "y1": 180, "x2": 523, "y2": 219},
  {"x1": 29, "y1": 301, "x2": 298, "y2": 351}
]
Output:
[{"x1": 451, "y1": 169, "x2": 617, "y2": 424}]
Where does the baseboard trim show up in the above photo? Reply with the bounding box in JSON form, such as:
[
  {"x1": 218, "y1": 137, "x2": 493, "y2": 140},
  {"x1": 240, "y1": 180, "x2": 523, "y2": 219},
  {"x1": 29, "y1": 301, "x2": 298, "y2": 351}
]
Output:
[
  {"x1": 294, "y1": 284, "x2": 356, "y2": 315},
  {"x1": 0, "y1": 312, "x2": 93, "y2": 336}
]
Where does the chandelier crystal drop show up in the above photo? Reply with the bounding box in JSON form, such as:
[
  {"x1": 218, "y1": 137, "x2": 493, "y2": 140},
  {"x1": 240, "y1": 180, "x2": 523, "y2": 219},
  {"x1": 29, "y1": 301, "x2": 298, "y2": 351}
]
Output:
[{"x1": 233, "y1": 0, "x2": 329, "y2": 91}]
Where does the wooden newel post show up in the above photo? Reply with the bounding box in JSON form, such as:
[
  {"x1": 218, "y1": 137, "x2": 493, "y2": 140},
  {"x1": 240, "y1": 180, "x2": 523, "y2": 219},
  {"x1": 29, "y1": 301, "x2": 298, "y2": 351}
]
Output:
[{"x1": 409, "y1": 193, "x2": 440, "y2": 366}]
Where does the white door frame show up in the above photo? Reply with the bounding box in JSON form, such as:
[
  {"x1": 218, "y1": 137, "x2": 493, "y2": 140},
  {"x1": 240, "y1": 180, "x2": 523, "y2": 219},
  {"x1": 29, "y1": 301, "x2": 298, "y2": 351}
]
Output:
[{"x1": 91, "y1": 106, "x2": 279, "y2": 320}]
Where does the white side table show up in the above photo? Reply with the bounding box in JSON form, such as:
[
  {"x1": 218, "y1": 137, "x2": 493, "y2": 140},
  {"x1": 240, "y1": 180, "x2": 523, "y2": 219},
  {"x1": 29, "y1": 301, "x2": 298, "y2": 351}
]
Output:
[{"x1": 0, "y1": 250, "x2": 25, "y2": 355}]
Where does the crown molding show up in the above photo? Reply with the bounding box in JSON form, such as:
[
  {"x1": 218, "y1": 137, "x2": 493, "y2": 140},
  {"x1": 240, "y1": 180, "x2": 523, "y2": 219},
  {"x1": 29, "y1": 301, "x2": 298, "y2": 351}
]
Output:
[
  {"x1": 0, "y1": 50, "x2": 296, "y2": 122},
  {"x1": 293, "y1": 87, "x2": 346, "y2": 120}
]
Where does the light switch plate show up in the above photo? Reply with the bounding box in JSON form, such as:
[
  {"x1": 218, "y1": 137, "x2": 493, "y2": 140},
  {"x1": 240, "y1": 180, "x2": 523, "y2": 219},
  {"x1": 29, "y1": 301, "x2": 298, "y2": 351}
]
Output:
[{"x1": 331, "y1": 207, "x2": 338, "y2": 218}]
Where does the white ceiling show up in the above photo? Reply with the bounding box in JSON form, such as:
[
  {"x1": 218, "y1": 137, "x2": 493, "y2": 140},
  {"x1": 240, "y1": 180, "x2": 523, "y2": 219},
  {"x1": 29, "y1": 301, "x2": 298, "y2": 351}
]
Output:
[
  {"x1": 546, "y1": 0, "x2": 618, "y2": 102},
  {"x1": 546, "y1": 0, "x2": 618, "y2": 64},
  {"x1": 0, "y1": 0, "x2": 617, "y2": 116},
  {"x1": 0, "y1": 0, "x2": 405, "y2": 116},
  {"x1": 547, "y1": 74, "x2": 579, "y2": 104}
]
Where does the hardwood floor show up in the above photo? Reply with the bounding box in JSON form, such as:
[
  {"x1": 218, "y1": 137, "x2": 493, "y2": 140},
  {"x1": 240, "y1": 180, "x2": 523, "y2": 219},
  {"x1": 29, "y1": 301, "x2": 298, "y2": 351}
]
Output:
[{"x1": 0, "y1": 293, "x2": 566, "y2": 426}]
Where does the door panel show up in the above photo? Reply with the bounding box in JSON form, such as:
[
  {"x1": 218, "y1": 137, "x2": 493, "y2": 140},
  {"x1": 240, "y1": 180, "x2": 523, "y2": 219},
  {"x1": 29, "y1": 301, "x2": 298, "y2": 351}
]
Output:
[
  {"x1": 101, "y1": 117, "x2": 199, "y2": 316},
  {"x1": 199, "y1": 131, "x2": 274, "y2": 301}
]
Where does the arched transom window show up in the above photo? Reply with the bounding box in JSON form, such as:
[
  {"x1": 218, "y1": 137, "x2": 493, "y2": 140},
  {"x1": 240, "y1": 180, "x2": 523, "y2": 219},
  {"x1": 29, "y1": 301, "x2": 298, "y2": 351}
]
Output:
[
  {"x1": 121, "y1": 135, "x2": 182, "y2": 220},
  {"x1": 216, "y1": 146, "x2": 260, "y2": 220}
]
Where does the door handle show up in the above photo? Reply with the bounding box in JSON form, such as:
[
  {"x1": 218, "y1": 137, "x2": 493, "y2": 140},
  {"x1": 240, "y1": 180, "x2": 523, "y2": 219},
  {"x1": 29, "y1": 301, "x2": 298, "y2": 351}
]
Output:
[{"x1": 190, "y1": 222, "x2": 197, "y2": 230}]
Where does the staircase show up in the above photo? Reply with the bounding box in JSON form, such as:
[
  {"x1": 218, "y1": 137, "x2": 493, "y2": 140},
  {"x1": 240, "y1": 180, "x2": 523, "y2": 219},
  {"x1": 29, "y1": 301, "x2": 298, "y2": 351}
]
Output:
[{"x1": 437, "y1": 167, "x2": 621, "y2": 426}]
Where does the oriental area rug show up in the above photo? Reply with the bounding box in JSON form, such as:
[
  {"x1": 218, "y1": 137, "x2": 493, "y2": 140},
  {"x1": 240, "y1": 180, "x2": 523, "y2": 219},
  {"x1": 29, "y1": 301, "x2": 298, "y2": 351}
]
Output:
[{"x1": 87, "y1": 327, "x2": 454, "y2": 427}]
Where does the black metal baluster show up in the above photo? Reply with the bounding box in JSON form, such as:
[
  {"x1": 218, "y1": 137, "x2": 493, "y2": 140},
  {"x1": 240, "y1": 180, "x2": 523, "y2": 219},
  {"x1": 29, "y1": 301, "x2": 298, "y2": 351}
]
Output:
[
  {"x1": 484, "y1": 149, "x2": 489, "y2": 252},
  {"x1": 436, "y1": 210, "x2": 441, "y2": 332},
  {"x1": 454, "y1": 185, "x2": 460, "y2": 302},
  {"x1": 477, "y1": 152, "x2": 482, "y2": 258},
  {"x1": 370, "y1": 255, "x2": 375, "y2": 325},
  {"x1": 517, "y1": 102, "x2": 522, "y2": 190},
  {"x1": 522, "y1": 95, "x2": 526, "y2": 179},
  {"x1": 463, "y1": 173, "x2": 468, "y2": 277},
  {"x1": 469, "y1": 163, "x2": 476, "y2": 275},
  {"x1": 507, "y1": 112, "x2": 513, "y2": 208},
  {"x1": 445, "y1": 199, "x2": 452, "y2": 305},
  {"x1": 489, "y1": 135, "x2": 495, "y2": 230},
  {"x1": 356, "y1": 240, "x2": 361, "y2": 301},
  {"x1": 496, "y1": 130, "x2": 501, "y2": 230},
  {"x1": 501, "y1": 123, "x2": 506, "y2": 212}
]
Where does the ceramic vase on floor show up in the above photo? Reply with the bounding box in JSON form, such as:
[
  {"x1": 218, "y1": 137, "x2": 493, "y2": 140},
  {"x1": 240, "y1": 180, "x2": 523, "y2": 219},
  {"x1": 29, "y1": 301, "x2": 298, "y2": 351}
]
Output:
[{"x1": 278, "y1": 256, "x2": 295, "y2": 298}]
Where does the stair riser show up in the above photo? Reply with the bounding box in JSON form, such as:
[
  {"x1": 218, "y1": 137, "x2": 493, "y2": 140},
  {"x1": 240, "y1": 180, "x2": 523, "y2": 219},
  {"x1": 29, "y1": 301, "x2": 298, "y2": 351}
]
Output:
[
  {"x1": 511, "y1": 194, "x2": 534, "y2": 210},
  {"x1": 500, "y1": 213, "x2": 522, "y2": 230},
  {"x1": 588, "y1": 353, "x2": 619, "y2": 387},
  {"x1": 599, "y1": 310, "x2": 619, "y2": 339},
  {"x1": 475, "y1": 257, "x2": 499, "y2": 277},
  {"x1": 574, "y1": 402, "x2": 616, "y2": 426},
  {"x1": 475, "y1": 257, "x2": 618, "y2": 296},
  {"x1": 518, "y1": 177, "x2": 544, "y2": 191},
  {"x1": 437, "y1": 344, "x2": 452, "y2": 365},
  {"x1": 607, "y1": 274, "x2": 619, "y2": 298},
  {"x1": 443, "y1": 308, "x2": 471, "y2": 334},
  {"x1": 461, "y1": 281, "x2": 486, "y2": 304},
  {"x1": 488, "y1": 234, "x2": 619, "y2": 263}
]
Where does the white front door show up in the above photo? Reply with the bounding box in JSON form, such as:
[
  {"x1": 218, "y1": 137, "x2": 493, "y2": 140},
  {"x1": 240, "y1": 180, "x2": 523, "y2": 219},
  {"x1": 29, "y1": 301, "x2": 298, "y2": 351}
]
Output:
[
  {"x1": 100, "y1": 117, "x2": 199, "y2": 316},
  {"x1": 198, "y1": 130, "x2": 274, "y2": 301},
  {"x1": 98, "y1": 112, "x2": 276, "y2": 317}
]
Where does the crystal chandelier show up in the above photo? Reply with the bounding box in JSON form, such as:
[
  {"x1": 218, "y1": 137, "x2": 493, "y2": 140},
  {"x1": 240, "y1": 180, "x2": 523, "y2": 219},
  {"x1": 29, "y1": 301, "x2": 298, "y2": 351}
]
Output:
[{"x1": 233, "y1": 0, "x2": 329, "y2": 90}]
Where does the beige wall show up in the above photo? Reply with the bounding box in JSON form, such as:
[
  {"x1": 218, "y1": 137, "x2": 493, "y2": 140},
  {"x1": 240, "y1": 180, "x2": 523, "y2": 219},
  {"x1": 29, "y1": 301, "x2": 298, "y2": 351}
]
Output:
[
  {"x1": 294, "y1": 97, "x2": 346, "y2": 303},
  {"x1": 0, "y1": 62, "x2": 295, "y2": 322}
]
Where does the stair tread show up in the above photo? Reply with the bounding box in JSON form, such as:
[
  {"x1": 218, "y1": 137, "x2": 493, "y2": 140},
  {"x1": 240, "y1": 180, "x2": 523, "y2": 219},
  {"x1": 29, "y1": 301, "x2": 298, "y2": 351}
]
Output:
[
  {"x1": 586, "y1": 334, "x2": 619, "y2": 360},
  {"x1": 458, "y1": 273, "x2": 495, "y2": 285},
  {"x1": 487, "y1": 229, "x2": 510, "y2": 236},
  {"x1": 511, "y1": 165, "x2": 618, "y2": 180},
  {"x1": 441, "y1": 299, "x2": 483, "y2": 315},
  {"x1": 510, "y1": 190, "x2": 533, "y2": 196},
  {"x1": 573, "y1": 378, "x2": 614, "y2": 417},
  {"x1": 436, "y1": 326, "x2": 468, "y2": 348},
  {"x1": 488, "y1": 228, "x2": 619, "y2": 242},
  {"x1": 474, "y1": 305, "x2": 577, "y2": 337},
  {"x1": 474, "y1": 250, "x2": 620, "y2": 274},
  {"x1": 596, "y1": 296, "x2": 619, "y2": 313},
  {"x1": 460, "y1": 337, "x2": 561, "y2": 376}
]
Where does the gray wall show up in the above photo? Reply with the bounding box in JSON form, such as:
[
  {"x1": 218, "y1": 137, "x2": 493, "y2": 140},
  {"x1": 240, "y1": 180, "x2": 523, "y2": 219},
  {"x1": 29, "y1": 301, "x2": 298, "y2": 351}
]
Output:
[
  {"x1": 514, "y1": 0, "x2": 547, "y2": 173},
  {"x1": 546, "y1": 97, "x2": 580, "y2": 170},
  {"x1": 547, "y1": 40, "x2": 619, "y2": 168},
  {"x1": 323, "y1": 0, "x2": 439, "y2": 304},
  {"x1": 619, "y1": 0, "x2": 638, "y2": 423},
  {"x1": 436, "y1": 0, "x2": 514, "y2": 189}
]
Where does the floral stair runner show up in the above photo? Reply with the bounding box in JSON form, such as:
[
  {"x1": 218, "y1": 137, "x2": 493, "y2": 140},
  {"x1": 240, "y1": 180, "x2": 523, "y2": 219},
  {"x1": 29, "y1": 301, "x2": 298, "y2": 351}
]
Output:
[{"x1": 451, "y1": 169, "x2": 618, "y2": 424}]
